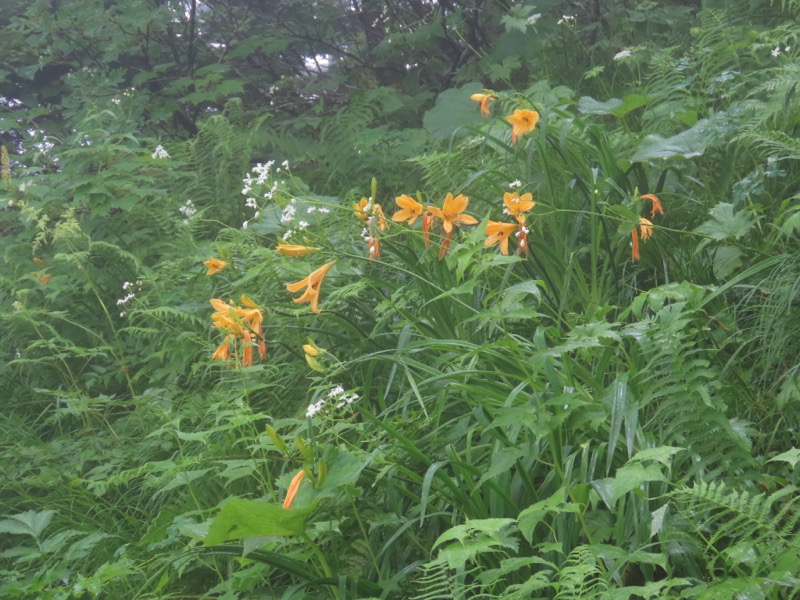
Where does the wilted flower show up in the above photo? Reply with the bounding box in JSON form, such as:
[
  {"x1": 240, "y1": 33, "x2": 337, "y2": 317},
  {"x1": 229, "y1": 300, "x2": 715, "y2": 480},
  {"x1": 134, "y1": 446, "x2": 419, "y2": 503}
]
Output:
[{"x1": 275, "y1": 243, "x2": 318, "y2": 257}]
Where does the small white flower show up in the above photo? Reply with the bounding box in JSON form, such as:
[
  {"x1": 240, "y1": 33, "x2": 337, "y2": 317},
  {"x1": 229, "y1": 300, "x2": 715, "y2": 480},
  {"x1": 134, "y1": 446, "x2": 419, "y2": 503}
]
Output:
[
  {"x1": 557, "y1": 14, "x2": 575, "y2": 25},
  {"x1": 614, "y1": 49, "x2": 632, "y2": 61},
  {"x1": 785, "y1": 46, "x2": 791, "y2": 52},
  {"x1": 509, "y1": 180, "x2": 522, "y2": 189},
  {"x1": 242, "y1": 220, "x2": 249, "y2": 229},
  {"x1": 307, "y1": 206, "x2": 317, "y2": 214},
  {"x1": 282, "y1": 229, "x2": 294, "y2": 240},
  {"x1": 151, "y1": 144, "x2": 169, "y2": 159},
  {"x1": 298, "y1": 220, "x2": 309, "y2": 229},
  {"x1": 111, "y1": 98, "x2": 121, "y2": 105},
  {"x1": 328, "y1": 385, "x2": 345, "y2": 398},
  {"x1": 772, "y1": 46, "x2": 781, "y2": 57},
  {"x1": 281, "y1": 160, "x2": 289, "y2": 169},
  {"x1": 306, "y1": 400, "x2": 325, "y2": 418},
  {"x1": 18, "y1": 181, "x2": 31, "y2": 192},
  {"x1": 526, "y1": 13, "x2": 542, "y2": 26}
]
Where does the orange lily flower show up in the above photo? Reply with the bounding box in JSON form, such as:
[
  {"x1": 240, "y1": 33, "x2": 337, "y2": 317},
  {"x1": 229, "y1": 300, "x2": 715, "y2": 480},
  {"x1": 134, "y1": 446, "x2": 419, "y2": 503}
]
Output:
[
  {"x1": 484, "y1": 221, "x2": 518, "y2": 255},
  {"x1": 427, "y1": 193, "x2": 478, "y2": 234},
  {"x1": 631, "y1": 217, "x2": 654, "y2": 262},
  {"x1": 286, "y1": 261, "x2": 335, "y2": 313},
  {"x1": 506, "y1": 109, "x2": 540, "y2": 145},
  {"x1": 210, "y1": 297, "x2": 266, "y2": 365},
  {"x1": 470, "y1": 92, "x2": 496, "y2": 117},
  {"x1": 32, "y1": 257, "x2": 46, "y2": 267},
  {"x1": 276, "y1": 243, "x2": 318, "y2": 257},
  {"x1": 367, "y1": 235, "x2": 381, "y2": 260},
  {"x1": 640, "y1": 193, "x2": 664, "y2": 219},
  {"x1": 283, "y1": 469, "x2": 306, "y2": 509},
  {"x1": 204, "y1": 257, "x2": 228, "y2": 276},
  {"x1": 391, "y1": 194, "x2": 424, "y2": 225},
  {"x1": 503, "y1": 192, "x2": 535, "y2": 218},
  {"x1": 354, "y1": 197, "x2": 371, "y2": 222}
]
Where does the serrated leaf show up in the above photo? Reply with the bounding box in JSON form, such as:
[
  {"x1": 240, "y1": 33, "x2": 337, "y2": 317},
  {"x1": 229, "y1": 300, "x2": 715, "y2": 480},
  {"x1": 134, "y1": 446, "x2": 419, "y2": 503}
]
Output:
[
  {"x1": 204, "y1": 499, "x2": 312, "y2": 545},
  {"x1": 695, "y1": 203, "x2": 756, "y2": 241}
]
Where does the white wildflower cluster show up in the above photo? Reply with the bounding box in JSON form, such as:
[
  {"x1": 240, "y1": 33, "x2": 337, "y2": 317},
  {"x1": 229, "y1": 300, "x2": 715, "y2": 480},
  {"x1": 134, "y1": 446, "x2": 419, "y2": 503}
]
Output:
[
  {"x1": 117, "y1": 281, "x2": 142, "y2": 317},
  {"x1": 179, "y1": 199, "x2": 196, "y2": 224},
  {"x1": 111, "y1": 98, "x2": 121, "y2": 105},
  {"x1": 305, "y1": 385, "x2": 360, "y2": 418},
  {"x1": 19, "y1": 181, "x2": 31, "y2": 193},
  {"x1": 557, "y1": 14, "x2": 575, "y2": 25},
  {"x1": 771, "y1": 45, "x2": 790, "y2": 58},
  {"x1": 151, "y1": 144, "x2": 170, "y2": 159},
  {"x1": 240, "y1": 160, "x2": 288, "y2": 231},
  {"x1": 613, "y1": 49, "x2": 633, "y2": 61},
  {"x1": 526, "y1": 13, "x2": 542, "y2": 26},
  {"x1": 508, "y1": 180, "x2": 522, "y2": 189},
  {"x1": 281, "y1": 199, "x2": 298, "y2": 225}
]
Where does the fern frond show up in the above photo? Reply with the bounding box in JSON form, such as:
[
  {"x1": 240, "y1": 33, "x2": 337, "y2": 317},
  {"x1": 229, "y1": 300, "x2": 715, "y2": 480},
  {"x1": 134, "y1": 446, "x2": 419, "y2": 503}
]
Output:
[{"x1": 672, "y1": 480, "x2": 800, "y2": 579}]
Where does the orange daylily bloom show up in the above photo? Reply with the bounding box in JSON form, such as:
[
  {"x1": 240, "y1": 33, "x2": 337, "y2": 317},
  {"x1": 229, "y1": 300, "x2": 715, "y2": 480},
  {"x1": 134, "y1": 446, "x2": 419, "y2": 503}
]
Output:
[
  {"x1": 210, "y1": 298, "x2": 266, "y2": 365},
  {"x1": 354, "y1": 197, "x2": 370, "y2": 222},
  {"x1": 484, "y1": 221, "x2": 518, "y2": 255},
  {"x1": 631, "y1": 218, "x2": 654, "y2": 262},
  {"x1": 640, "y1": 194, "x2": 664, "y2": 219},
  {"x1": 283, "y1": 469, "x2": 306, "y2": 509},
  {"x1": 286, "y1": 261, "x2": 335, "y2": 313},
  {"x1": 470, "y1": 92, "x2": 496, "y2": 117},
  {"x1": 503, "y1": 192, "x2": 535, "y2": 218},
  {"x1": 427, "y1": 193, "x2": 478, "y2": 234},
  {"x1": 276, "y1": 243, "x2": 319, "y2": 257},
  {"x1": 372, "y1": 204, "x2": 389, "y2": 231},
  {"x1": 204, "y1": 257, "x2": 228, "y2": 276},
  {"x1": 391, "y1": 194, "x2": 424, "y2": 225},
  {"x1": 506, "y1": 109, "x2": 540, "y2": 145}
]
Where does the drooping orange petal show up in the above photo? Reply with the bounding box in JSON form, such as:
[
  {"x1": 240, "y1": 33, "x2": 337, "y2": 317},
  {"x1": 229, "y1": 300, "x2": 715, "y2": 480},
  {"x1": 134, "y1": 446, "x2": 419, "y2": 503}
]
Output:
[
  {"x1": 631, "y1": 228, "x2": 640, "y2": 262},
  {"x1": 286, "y1": 261, "x2": 335, "y2": 313},
  {"x1": 422, "y1": 211, "x2": 434, "y2": 247},
  {"x1": 471, "y1": 93, "x2": 495, "y2": 117},
  {"x1": 641, "y1": 194, "x2": 664, "y2": 219},
  {"x1": 283, "y1": 469, "x2": 306, "y2": 509},
  {"x1": 639, "y1": 217, "x2": 653, "y2": 240}
]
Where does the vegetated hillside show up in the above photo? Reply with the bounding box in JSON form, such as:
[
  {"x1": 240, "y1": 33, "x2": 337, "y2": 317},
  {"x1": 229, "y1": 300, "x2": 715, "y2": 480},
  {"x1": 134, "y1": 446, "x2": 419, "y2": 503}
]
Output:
[{"x1": 1, "y1": 1, "x2": 799, "y2": 598}]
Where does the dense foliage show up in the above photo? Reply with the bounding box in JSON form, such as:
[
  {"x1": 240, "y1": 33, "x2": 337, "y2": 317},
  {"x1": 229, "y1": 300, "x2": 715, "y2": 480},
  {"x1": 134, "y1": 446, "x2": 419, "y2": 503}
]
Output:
[{"x1": 2, "y1": 0, "x2": 799, "y2": 598}]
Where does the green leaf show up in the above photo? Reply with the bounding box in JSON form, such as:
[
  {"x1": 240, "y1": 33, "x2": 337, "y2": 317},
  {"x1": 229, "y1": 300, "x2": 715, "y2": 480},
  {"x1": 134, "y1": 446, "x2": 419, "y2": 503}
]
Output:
[
  {"x1": 518, "y1": 488, "x2": 582, "y2": 545},
  {"x1": 633, "y1": 119, "x2": 713, "y2": 160},
  {"x1": 423, "y1": 83, "x2": 485, "y2": 139},
  {"x1": 768, "y1": 448, "x2": 800, "y2": 467},
  {"x1": 695, "y1": 203, "x2": 757, "y2": 241},
  {"x1": 630, "y1": 446, "x2": 685, "y2": 465},
  {"x1": 0, "y1": 510, "x2": 55, "y2": 538},
  {"x1": 611, "y1": 94, "x2": 650, "y2": 117},
  {"x1": 578, "y1": 96, "x2": 623, "y2": 115},
  {"x1": 204, "y1": 499, "x2": 313, "y2": 545}
]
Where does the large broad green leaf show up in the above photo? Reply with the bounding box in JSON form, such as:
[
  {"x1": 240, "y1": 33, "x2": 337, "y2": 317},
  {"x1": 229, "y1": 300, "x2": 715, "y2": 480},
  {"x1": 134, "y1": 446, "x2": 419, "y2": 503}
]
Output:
[
  {"x1": 0, "y1": 510, "x2": 55, "y2": 538},
  {"x1": 695, "y1": 202, "x2": 757, "y2": 241},
  {"x1": 423, "y1": 82, "x2": 485, "y2": 139},
  {"x1": 578, "y1": 96, "x2": 623, "y2": 115},
  {"x1": 633, "y1": 118, "x2": 712, "y2": 160},
  {"x1": 204, "y1": 500, "x2": 313, "y2": 545}
]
